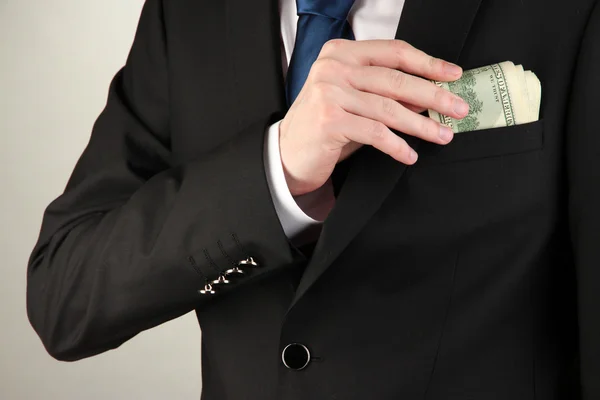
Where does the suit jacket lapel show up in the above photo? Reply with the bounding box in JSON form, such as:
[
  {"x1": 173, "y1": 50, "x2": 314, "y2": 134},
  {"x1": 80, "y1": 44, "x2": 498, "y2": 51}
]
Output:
[
  {"x1": 226, "y1": 0, "x2": 484, "y2": 309},
  {"x1": 287, "y1": 0, "x2": 484, "y2": 310}
]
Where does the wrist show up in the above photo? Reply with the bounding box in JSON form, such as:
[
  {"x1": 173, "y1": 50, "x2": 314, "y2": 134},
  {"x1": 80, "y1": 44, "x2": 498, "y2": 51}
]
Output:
[
  {"x1": 279, "y1": 123, "x2": 310, "y2": 196},
  {"x1": 292, "y1": 177, "x2": 335, "y2": 221}
]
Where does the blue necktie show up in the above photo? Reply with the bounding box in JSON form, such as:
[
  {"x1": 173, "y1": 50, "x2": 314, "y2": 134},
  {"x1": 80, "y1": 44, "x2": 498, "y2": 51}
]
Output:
[{"x1": 286, "y1": 0, "x2": 357, "y2": 107}]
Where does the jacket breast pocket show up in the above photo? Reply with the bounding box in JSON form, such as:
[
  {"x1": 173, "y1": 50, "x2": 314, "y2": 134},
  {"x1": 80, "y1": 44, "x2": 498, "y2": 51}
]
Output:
[{"x1": 417, "y1": 120, "x2": 544, "y2": 166}]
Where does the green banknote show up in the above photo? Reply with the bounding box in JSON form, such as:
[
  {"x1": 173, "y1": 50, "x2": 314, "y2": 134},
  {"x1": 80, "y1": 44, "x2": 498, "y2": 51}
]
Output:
[{"x1": 428, "y1": 61, "x2": 541, "y2": 133}]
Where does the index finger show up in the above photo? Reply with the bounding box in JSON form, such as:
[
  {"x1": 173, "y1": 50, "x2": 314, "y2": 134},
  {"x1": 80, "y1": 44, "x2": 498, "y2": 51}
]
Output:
[{"x1": 319, "y1": 39, "x2": 462, "y2": 82}]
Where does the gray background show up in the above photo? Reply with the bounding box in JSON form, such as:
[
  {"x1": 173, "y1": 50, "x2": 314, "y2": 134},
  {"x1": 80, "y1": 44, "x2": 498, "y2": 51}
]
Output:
[{"x1": 1, "y1": 1, "x2": 202, "y2": 398}]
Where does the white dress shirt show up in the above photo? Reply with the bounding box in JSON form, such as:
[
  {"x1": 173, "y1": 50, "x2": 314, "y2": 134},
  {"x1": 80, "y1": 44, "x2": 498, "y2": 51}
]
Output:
[{"x1": 264, "y1": 0, "x2": 405, "y2": 244}]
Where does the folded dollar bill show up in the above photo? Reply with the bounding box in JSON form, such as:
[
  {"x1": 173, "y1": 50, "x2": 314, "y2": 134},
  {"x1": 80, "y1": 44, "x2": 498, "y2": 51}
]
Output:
[{"x1": 429, "y1": 61, "x2": 541, "y2": 133}]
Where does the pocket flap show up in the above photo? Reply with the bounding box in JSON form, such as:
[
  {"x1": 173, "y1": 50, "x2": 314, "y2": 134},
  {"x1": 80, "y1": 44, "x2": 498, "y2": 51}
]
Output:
[{"x1": 418, "y1": 119, "x2": 544, "y2": 165}]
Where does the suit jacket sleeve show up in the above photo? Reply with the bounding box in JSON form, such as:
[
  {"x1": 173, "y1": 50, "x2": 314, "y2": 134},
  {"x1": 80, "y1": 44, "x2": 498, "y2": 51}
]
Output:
[
  {"x1": 26, "y1": 0, "x2": 306, "y2": 362},
  {"x1": 567, "y1": 0, "x2": 600, "y2": 396}
]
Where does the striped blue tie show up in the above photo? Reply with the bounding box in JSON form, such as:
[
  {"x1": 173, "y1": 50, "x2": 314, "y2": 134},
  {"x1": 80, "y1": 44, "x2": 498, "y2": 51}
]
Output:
[{"x1": 286, "y1": 0, "x2": 357, "y2": 107}]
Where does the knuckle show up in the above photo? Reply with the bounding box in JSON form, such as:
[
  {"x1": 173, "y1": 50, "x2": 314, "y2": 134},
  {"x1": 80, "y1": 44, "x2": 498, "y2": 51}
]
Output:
[
  {"x1": 347, "y1": 65, "x2": 369, "y2": 86},
  {"x1": 391, "y1": 40, "x2": 409, "y2": 59},
  {"x1": 390, "y1": 39, "x2": 408, "y2": 51},
  {"x1": 310, "y1": 58, "x2": 348, "y2": 82},
  {"x1": 389, "y1": 69, "x2": 406, "y2": 90},
  {"x1": 316, "y1": 103, "x2": 341, "y2": 129},
  {"x1": 367, "y1": 120, "x2": 387, "y2": 142},
  {"x1": 433, "y1": 88, "x2": 451, "y2": 108},
  {"x1": 310, "y1": 58, "x2": 334, "y2": 80},
  {"x1": 429, "y1": 56, "x2": 442, "y2": 72},
  {"x1": 380, "y1": 97, "x2": 397, "y2": 118},
  {"x1": 421, "y1": 118, "x2": 439, "y2": 138},
  {"x1": 343, "y1": 64, "x2": 359, "y2": 85},
  {"x1": 311, "y1": 81, "x2": 336, "y2": 101},
  {"x1": 393, "y1": 140, "x2": 408, "y2": 160},
  {"x1": 322, "y1": 39, "x2": 346, "y2": 55}
]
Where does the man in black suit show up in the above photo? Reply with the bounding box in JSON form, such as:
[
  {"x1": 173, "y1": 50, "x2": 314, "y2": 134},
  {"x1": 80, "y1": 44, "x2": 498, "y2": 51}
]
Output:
[{"x1": 27, "y1": 0, "x2": 600, "y2": 398}]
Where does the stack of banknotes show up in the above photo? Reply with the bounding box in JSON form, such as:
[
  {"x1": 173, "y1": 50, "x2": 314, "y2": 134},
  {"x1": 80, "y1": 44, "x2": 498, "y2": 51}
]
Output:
[{"x1": 429, "y1": 61, "x2": 541, "y2": 133}]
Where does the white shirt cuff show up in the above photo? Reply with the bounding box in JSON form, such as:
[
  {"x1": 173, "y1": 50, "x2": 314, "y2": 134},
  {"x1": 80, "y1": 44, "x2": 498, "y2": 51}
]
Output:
[{"x1": 263, "y1": 120, "x2": 334, "y2": 244}]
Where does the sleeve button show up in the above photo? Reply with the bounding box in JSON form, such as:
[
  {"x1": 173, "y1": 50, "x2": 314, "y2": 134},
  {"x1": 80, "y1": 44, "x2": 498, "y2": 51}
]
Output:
[
  {"x1": 212, "y1": 275, "x2": 230, "y2": 285},
  {"x1": 199, "y1": 283, "x2": 217, "y2": 295},
  {"x1": 224, "y1": 266, "x2": 245, "y2": 277},
  {"x1": 238, "y1": 256, "x2": 259, "y2": 268}
]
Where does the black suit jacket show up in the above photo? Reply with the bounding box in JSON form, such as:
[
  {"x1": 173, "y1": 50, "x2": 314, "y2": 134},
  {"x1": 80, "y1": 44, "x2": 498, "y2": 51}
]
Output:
[{"x1": 27, "y1": 0, "x2": 600, "y2": 398}]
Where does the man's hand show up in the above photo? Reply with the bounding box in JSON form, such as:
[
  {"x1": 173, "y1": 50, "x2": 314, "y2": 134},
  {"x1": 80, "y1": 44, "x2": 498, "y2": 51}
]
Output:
[{"x1": 280, "y1": 39, "x2": 469, "y2": 196}]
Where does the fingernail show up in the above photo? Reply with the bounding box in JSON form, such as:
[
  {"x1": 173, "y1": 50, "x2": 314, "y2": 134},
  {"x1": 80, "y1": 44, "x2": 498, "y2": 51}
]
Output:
[
  {"x1": 453, "y1": 98, "x2": 469, "y2": 116},
  {"x1": 439, "y1": 125, "x2": 454, "y2": 143},
  {"x1": 409, "y1": 148, "x2": 418, "y2": 163},
  {"x1": 444, "y1": 62, "x2": 462, "y2": 76}
]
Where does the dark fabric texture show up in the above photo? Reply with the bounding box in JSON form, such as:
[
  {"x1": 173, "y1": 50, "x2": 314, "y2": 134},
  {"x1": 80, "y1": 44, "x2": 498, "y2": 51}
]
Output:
[{"x1": 26, "y1": 0, "x2": 600, "y2": 399}]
